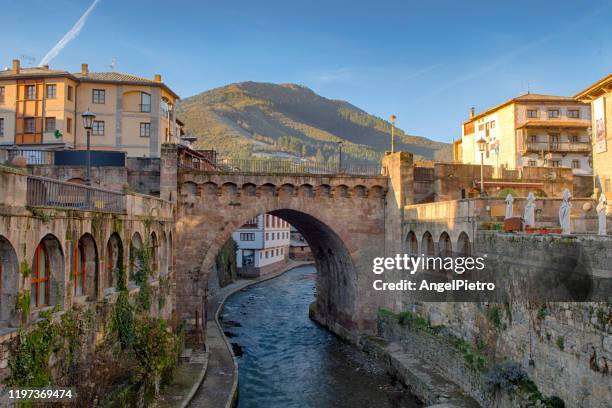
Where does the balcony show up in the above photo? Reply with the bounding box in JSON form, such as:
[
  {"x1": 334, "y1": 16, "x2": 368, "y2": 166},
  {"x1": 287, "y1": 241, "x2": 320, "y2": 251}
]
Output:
[{"x1": 522, "y1": 141, "x2": 591, "y2": 154}]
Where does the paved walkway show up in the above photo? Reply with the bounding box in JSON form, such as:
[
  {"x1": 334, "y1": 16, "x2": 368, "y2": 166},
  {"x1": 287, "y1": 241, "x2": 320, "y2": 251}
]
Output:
[{"x1": 189, "y1": 261, "x2": 311, "y2": 408}]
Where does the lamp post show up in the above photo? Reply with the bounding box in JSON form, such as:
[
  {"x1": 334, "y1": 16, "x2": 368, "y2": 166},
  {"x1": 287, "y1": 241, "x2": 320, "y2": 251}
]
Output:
[
  {"x1": 81, "y1": 109, "x2": 96, "y2": 186},
  {"x1": 390, "y1": 114, "x2": 397, "y2": 153},
  {"x1": 337, "y1": 140, "x2": 343, "y2": 173},
  {"x1": 476, "y1": 136, "x2": 487, "y2": 197}
]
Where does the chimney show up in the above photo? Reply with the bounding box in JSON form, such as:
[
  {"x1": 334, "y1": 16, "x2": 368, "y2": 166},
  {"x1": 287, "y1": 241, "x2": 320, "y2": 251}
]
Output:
[
  {"x1": 81, "y1": 63, "x2": 89, "y2": 76},
  {"x1": 41, "y1": 65, "x2": 49, "y2": 70},
  {"x1": 469, "y1": 107, "x2": 475, "y2": 118},
  {"x1": 12, "y1": 59, "x2": 20, "y2": 74},
  {"x1": 154, "y1": 74, "x2": 162, "y2": 82}
]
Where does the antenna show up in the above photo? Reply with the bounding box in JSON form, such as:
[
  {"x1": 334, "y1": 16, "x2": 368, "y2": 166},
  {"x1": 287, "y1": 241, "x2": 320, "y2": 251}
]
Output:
[
  {"x1": 20, "y1": 54, "x2": 36, "y2": 67},
  {"x1": 527, "y1": 81, "x2": 531, "y2": 95},
  {"x1": 106, "y1": 57, "x2": 117, "y2": 71}
]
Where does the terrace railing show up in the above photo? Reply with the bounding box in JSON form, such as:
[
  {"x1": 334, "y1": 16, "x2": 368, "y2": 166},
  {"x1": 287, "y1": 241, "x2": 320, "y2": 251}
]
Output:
[
  {"x1": 211, "y1": 157, "x2": 382, "y2": 176},
  {"x1": 27, "y1": 175, "x2": 126, "y2": 213}
]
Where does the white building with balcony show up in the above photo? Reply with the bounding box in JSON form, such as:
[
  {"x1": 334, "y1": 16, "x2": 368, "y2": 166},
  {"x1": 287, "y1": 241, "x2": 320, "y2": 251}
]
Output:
[{"x1": 232, "y1": 213, "x2": 290, "y2": 277}]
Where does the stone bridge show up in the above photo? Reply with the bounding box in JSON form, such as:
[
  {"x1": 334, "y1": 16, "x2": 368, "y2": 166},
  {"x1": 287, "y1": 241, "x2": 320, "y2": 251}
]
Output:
[{"x1": 174, "y1": 166, "x2": 396, "y2": 336}]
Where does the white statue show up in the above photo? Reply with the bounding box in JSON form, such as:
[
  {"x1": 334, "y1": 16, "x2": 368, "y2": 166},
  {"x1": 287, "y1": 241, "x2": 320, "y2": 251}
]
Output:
[
  {"x1": 524, "y1": 192, "x2": 536, "y2": 227},
  {"x1": 559, "y1": 189, "x2": 572, "y2": 235},
  {"x1": 597, "y1": 193, "x2": 607, "y2": 236},
  {"x1": 505, "y1": 194, "x2": 514, "y2": 219}
]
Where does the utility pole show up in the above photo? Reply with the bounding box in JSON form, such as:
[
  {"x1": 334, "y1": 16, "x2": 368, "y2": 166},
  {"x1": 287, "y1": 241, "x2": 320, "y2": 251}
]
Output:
[{"x1": 390, "y1": 114, "x2": 397, "y2": 153}]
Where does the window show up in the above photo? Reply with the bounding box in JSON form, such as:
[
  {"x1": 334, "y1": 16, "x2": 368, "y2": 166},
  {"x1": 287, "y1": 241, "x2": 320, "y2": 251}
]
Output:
[
  {"x1": 490, "y1": 120, "x2": 496, "y2": 129},
  {"x1": 92, "y1": 120, "x2": 105, "y2": 136},
  {"x1": 265, "y1": 251, "x2": 269, "y2": 259},
  {"x1": 139, "y1": 122, "x2": 151, "y2": 137},
  {"x1": 67, "y1": 86, "x2": 73, "y2": 101},
  {"x1": 571, "y1": 160, "x2": 581, "y2": 169},
  {"x1": 73, "y1": 242, "x2": 85, "y2": 297},
  {"x1": 571, "y1": 135, "x2": 579, "y2": 143},
  {"x1": 529, "y1": 135, "x2": 537, "y2": 143},
  {"x1": 26, "y1": 85, "x2": 36, "y2": 100},
  {"x1": 0, "y1": 118, "x2": 4, "y2": 136},
  {"x1": 24, "y1": 118, "x2": 35, "y2": 133},
  {"x1": 140, "y1": 92, "x2": 151, "y2": 112},
  {"x1": 528, "y1": 160, "x2": 537, "y2": 166},
  {"x1": 266, "y1": 233, "x2": 269, "y2": 240},
  {"x1": 548, "y1": 109, "x2": 560, "y2": 119},
  {"x1": 46, "y1": 84, "x2": 57, "y2": 99},
  {"x1": 550, "y1": 160, "x2": 561, "y2": 167},
  {"x1": 45, "y1": 117, "x2": 56, "y2": 132},
  {"x1": 0, "y1": 86, "x2": 5, "y2": 103},
  {"x1": 31, "y1": 244, "x2": 50, "y2": 308},
  {"x1": 527, "y1": 109, "x2": 538, "y2": 119},
  {"x1": 240, "y1": 233, "x2": 255, "y2": 241},
  {"x1": 260, "y1": 252, "x2": 262, "y2": 259},
  {"x1": 67, "y1": 117, "x2": 72, "y2": 134},
  {"x1": 92, "y1": 89, "x2": 106, "y2": 104},
  {"x1": 568, "y1": 109, "x2": 580, "y2": 119}
]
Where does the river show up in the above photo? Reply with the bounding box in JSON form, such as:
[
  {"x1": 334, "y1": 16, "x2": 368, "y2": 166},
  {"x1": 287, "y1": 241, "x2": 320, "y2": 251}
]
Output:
[{"x1": 220, "y1": 264, "x2": 422, "y2": 408}]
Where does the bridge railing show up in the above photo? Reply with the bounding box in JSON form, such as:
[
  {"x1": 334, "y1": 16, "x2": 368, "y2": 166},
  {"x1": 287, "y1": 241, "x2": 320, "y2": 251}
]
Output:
[
  {"x1": 211, "y1": 157, "x2": 382, "y2": 176},
  {"x1": 27, "y1": 175, "x2": 126, "y2": 213}
]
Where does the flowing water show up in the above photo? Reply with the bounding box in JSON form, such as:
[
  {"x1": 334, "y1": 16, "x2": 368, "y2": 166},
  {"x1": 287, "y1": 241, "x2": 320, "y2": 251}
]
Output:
[{"x1": 220, "y1": 265, "x2": 422, "y2": 408}]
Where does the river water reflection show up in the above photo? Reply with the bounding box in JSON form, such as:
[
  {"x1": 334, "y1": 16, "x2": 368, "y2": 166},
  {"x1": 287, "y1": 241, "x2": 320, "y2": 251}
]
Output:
[{"x1": 220, "y1": 265, "x2": 422, "y2": 408}]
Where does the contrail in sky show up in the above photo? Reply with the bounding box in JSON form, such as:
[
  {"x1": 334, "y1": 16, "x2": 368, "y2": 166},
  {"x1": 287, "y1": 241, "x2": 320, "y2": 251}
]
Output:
[{"x1": 39, "y1": 0, "x2": 101, "y2": 66}]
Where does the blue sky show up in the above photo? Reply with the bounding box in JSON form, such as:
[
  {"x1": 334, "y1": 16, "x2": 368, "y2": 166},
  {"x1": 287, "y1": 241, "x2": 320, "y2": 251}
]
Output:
[{"x1": 2, "y1": 0, "x2": 612, "y2": 142}]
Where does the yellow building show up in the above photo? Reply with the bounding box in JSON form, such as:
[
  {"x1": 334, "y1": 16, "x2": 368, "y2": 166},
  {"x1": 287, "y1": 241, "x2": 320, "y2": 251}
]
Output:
[
  {"x1": 575, "y1": 74, "x2": 612, "y2": 199},
  {"x1": 0, "y1": 59, "x2": 180, "y2": 158},
  {"x1": 460, "y1": 94, "x2": 592, "y2": 176}
]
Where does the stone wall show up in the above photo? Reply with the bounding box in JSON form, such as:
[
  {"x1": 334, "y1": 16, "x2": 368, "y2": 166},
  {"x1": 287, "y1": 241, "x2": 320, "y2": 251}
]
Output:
[
  {"x1": 0, "y1": 167, "x2": 177, "y2": 398},
  {"x1": 386, "y1": 232, "x2": 612, "y2": 408}
]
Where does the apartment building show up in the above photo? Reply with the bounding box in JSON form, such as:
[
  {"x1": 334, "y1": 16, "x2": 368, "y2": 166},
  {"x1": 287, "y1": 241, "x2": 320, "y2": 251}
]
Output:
[
  {"x1": 575, "y1": 74, "x2": 612, "y2": 199},
  {"x1": 0, "y1": 59, "x2": 180, "y2": 158},
  {"x1": 458, "y1": 94, "x2": 592, "y2": 176},
  {"x1": 232, "y1": 213, "x2": 291, "y2": 277}
]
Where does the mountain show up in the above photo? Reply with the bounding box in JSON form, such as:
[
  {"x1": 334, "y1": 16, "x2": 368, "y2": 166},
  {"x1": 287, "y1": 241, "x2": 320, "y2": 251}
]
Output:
[{"x1": 176, "y1": 81, "x2": 452, "y2": 164}]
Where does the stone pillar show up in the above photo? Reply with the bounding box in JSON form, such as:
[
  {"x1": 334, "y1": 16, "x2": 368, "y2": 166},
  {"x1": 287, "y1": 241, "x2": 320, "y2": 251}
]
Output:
[
  {"x1": 160, "y1": 145, "x2": 178, "y2": 202},
  {"x1": 382, "y1": 151, "x2": 414, "y2": 257}
]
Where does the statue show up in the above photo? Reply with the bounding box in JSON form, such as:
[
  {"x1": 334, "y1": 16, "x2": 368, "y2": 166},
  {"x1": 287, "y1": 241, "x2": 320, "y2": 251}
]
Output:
[
  {"x1": 524, "y1": 192, "x2": 536, "y2": 227},
  {"x1": 505, "y1": 194, "x2": 514, "y2": 219},
  {"x1": 597, "y1": 193, "x2": 607, "y2": 236},
  {"x1": 559, "y1": 189, "x2": 572, "y2": 235}
]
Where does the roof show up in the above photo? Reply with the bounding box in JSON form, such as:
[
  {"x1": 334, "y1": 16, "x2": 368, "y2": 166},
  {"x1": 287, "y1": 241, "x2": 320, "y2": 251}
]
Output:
[
  {"x1": 465, "y1": 93, "x2": 583, "y2": 124},
  {"x1": 575, "y1": 73, "x2": 612, "y2": 101},
  {"x1": 0, "y1": 68, "x2": 179, "y2": 99},
  {"x1": 517, "y1": 120, "x2": 590, "y2": 129}
]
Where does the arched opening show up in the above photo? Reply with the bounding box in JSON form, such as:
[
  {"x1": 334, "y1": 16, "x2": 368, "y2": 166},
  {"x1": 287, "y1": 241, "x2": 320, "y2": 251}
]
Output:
[
  {"x1": 422, "y1": 231, "x2": 435, "y2": 256},
  {"x1": 406, "y1": 231, "x2": 418, "y2": 255},
  {"x1": 160, "y1": 231, "x2": 168, "y2": 278},
  {"x1": 439, "y1": 232, "x2": 452, "y2": 257},
  {"x1": 31, "y1": 234, "x2": 64, "y2": 309},
  {"x1": 457, "y1": 232, "x2": 471, "y2": 257},
  {"x1": 73, "y1": 233, "x2": 98, "y2": 300},
  {"x1": 150, "y1": 231, "x2": 159, "y2": 280},
  {"x1": 0, "y1": 236, "x2": 19, "y2": 326},
  {"x1": 129, "y1": 232, "x2": 143, "y2": 286},
  {"x1": 208, "y1": 208, "x2": 359, "y2": 331},
  {"x1": 106, "y1": 233, "x2": 123, "y2": 291}
]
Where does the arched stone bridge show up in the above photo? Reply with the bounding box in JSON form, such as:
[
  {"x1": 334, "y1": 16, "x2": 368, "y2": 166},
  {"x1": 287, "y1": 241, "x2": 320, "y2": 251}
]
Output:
[{"x1": 175, "y1": 170, "x2": 392, "y2": 335}]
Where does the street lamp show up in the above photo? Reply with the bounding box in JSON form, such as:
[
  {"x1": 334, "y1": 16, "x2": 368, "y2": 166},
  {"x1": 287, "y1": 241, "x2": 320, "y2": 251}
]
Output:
[
  {"x1": 337, "y1": 140, "x2": 343, "y2": 173},
  {"x1": 390, "y1": 114, "x2": 397, "y2": 153},
  {"x1": 81, "y1": 109, "x2": 96, "y2": 186},
  {"x1": 476, "y1": 136, "x2": 487, "y2": 197}
]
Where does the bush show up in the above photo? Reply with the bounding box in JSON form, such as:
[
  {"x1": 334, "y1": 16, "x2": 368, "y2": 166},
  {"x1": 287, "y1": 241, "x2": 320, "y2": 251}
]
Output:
[{"x1": 483, "y1": 361, "x2": 528, "y2": 393}]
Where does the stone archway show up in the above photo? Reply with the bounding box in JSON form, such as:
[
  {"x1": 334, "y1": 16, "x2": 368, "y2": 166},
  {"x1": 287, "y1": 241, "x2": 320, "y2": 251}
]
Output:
[{"x1": 0, "y1": 235, "x2": 19, "y2": 326}]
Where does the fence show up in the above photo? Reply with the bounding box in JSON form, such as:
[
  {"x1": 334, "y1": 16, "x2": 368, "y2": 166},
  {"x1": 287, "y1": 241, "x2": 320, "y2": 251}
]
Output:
[
  {"x1": 27, "y1": 175, "x2": 126, "y2": 213},
  {"x1": 6, "y1": 149, "x2": 54, "y2": 165},
  {"x1": 211, "y1": 157, "x2": 382, "y2": 176},
  {"x1": 3, "y1": 148, "x2": 126, "y2": 166}
]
